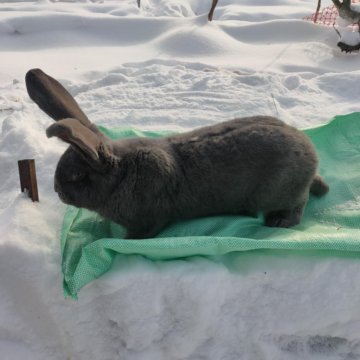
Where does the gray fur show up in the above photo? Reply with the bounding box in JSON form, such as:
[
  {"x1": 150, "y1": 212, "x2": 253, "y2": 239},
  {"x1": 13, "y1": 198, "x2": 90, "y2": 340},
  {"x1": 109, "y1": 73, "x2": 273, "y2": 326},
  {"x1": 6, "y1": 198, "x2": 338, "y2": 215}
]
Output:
[{"x1": 26, "y1": 69, "x2": 329, "y2": 239}]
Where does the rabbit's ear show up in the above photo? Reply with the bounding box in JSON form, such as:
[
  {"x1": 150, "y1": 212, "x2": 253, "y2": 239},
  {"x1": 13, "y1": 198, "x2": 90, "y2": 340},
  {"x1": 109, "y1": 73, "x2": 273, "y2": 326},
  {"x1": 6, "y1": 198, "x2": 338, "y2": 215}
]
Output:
[
  {"x1": 46, "y1": 118, "x2": 104, "y2": 163},
  {"x1": 25, "y1": 68, "x2": 92, "y2": 129}
]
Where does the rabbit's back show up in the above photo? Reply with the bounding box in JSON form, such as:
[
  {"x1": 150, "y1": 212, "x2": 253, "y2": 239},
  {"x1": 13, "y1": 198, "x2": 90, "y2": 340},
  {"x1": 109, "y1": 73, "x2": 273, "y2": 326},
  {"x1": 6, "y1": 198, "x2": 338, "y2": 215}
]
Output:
[{"x1": 166, "y1": 116, "x2": 318, "y2": 217}]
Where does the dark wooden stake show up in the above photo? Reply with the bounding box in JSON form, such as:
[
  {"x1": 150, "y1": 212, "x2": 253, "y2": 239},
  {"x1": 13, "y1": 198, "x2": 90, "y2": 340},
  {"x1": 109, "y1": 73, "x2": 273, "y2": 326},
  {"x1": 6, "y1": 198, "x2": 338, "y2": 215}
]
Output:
[
  {"x1": 208, "y1": 0, "x2": 219, "y2": 21},
  {"x1": 314, "y1": 0, "x2": 321, "y2": 23},
  {"x1": 137, "y1": 0, "x2": 219, "y2": 21},
  {"x1": 18, "y1": 159, "x2": 39, "y2": 202}
]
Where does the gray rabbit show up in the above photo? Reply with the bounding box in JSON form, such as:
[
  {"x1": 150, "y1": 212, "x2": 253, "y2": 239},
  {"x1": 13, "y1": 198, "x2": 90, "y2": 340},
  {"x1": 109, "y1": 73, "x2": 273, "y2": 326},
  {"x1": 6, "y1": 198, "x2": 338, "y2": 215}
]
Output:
[{"x1": 26, "y1": 69, "x2": 329, "y2": 239}]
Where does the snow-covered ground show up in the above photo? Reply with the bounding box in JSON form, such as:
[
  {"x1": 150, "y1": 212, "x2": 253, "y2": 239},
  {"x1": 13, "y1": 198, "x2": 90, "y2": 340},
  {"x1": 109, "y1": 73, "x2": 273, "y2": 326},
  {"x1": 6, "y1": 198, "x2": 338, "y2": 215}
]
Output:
[{"x1": 1, "y1": 0, "x2": 360, "y2": 359}]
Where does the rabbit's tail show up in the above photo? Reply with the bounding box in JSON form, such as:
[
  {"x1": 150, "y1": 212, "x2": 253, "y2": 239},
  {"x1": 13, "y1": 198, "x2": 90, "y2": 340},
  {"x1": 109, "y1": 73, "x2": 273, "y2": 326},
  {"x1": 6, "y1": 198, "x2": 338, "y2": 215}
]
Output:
[{"x1": 310, "y1": 175, "x2": 329, "y2": 197}]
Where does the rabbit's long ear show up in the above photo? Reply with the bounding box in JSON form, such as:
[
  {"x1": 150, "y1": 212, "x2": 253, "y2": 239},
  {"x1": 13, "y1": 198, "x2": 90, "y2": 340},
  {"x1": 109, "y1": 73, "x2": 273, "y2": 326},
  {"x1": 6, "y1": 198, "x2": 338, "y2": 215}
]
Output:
[
  {"x1": 46, "y1": 118, "x2": 106, "y2": 164},
  {"x1": 25, "y1": 68, "x2": 92, "y2": 129}
]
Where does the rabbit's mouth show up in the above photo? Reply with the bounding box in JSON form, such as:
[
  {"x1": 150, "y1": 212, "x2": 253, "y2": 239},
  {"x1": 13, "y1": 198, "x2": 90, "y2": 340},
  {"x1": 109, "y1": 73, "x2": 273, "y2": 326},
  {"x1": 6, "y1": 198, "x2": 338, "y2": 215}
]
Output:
[
  {"x1": 55, "y1": 181, "x2": 70, "y2": 204},
  {"x1": 56, "y1": 189, "x2": 71, "y2": 205},
  {"x1": 57, "y1": 192, "x2": 68, "y2": 204}
]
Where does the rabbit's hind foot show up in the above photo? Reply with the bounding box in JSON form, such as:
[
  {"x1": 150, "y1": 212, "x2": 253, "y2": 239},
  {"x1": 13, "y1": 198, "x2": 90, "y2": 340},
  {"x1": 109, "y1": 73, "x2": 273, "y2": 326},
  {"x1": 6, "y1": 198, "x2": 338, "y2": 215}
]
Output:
[{"x1": 264, "y1": 202, "x2": 306, "y2": 228}]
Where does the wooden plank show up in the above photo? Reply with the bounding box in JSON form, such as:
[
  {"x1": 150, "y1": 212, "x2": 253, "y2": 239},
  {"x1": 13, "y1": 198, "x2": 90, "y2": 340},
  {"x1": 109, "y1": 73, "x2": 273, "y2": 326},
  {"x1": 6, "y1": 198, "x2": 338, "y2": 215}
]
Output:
[{"x1": 18, "y1": 159, "x2": 39, "y2": 202}]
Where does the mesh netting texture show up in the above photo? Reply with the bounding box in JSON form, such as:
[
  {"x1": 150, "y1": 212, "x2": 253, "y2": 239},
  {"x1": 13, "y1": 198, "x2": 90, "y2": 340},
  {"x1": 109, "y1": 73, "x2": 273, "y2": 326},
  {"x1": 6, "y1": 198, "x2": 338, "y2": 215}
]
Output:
[
  {"x1": 61, "y1": 114, "x2": 360, "y2": 298},
  {"x1": 304, "y1": 0, "x2": 360, "y2": 26}
]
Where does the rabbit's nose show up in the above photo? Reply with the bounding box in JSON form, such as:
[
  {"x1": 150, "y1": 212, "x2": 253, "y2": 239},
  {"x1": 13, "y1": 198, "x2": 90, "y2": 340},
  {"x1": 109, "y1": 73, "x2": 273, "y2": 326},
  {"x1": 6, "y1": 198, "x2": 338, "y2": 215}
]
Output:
[{"x1": 54, "y1": 180, "x2": 59, "y2": 193}]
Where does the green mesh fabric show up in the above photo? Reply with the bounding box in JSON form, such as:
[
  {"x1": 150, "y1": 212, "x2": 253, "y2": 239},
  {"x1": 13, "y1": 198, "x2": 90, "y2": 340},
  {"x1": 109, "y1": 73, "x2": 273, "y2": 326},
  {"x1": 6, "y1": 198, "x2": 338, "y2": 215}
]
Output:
[{"x1": 61, "y1": 113, "x2": 360, "y2": 298}]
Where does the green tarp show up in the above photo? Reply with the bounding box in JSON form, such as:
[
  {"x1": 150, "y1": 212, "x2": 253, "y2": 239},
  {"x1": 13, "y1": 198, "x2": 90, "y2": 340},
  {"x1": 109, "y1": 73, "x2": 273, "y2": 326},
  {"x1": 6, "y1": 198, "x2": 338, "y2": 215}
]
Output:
[{"x1": 61, "y1": 113, "x2": 360, "y2": 298}]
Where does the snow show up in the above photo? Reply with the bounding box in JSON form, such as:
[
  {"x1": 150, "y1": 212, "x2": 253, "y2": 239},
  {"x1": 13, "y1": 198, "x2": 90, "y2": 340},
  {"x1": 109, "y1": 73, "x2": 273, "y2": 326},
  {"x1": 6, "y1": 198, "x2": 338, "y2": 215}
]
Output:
[
  {"x1": 1, "y1": 0, "x2": 360, "y2": 359},
  {"x1": 340, "y1": 30, "x2": 360, "y2": 47}
]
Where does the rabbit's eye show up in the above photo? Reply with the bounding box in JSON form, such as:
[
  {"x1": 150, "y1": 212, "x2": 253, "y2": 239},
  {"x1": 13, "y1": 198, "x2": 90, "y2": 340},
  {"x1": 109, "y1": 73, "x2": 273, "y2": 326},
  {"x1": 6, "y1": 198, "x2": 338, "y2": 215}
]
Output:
[{"x1": 69, "y1": 172, "x2": 86, "y2": 182}]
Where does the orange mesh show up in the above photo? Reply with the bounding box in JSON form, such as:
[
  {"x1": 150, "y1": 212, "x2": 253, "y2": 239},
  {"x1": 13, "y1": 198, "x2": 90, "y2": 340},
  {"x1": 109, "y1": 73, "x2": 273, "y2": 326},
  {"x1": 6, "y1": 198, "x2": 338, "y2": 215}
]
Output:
[{"x1": 304, "y1": 0, "x2": 360, "y2": 26}]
